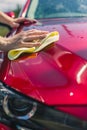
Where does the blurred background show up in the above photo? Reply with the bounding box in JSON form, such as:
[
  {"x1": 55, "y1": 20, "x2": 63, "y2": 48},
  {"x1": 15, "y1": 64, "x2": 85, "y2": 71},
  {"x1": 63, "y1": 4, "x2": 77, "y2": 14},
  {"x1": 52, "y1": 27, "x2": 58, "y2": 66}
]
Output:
[{"x1": 0, "y1": 0, "x2": 26, "y2": 17}]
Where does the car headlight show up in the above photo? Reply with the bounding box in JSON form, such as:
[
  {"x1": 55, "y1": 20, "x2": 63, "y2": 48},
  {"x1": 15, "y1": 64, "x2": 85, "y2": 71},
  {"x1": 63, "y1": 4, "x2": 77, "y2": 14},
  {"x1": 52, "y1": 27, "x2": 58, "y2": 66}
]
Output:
[{"x1": 0, "y1": 81, "x2": 86, "y2": 130}]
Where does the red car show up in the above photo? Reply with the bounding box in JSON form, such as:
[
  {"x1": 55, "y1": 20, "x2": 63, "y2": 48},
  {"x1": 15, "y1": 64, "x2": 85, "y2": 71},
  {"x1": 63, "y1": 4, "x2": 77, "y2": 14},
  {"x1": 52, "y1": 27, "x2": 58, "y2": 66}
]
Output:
[{"x1": 0, "y1": 0, "x2": 87, "y2": 129}]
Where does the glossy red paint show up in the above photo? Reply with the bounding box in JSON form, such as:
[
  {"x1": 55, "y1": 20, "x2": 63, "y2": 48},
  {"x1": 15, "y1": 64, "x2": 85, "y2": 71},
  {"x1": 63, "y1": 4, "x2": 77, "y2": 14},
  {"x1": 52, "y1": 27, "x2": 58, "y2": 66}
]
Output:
[
  {"x1": 0, "y1": 0, "x2": 87, "y2": 123},
  {"x1": 5, "y1": 11, "x2": 15, "y2": 18},
  {"x1": 1, "y1": 19, "x2": 87, "y2": 120},
  {"x1": 0, "y1": 123, "x2": 13, "y2": 130}
]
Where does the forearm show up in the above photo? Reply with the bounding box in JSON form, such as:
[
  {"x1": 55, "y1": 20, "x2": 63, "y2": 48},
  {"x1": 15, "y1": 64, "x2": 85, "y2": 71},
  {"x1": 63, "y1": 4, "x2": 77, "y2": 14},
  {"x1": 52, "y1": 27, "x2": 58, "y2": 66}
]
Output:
[
  {"x1": 0, "y1": 33, "x2": 23, "y2": 51},
  {"x1": 0, "y1": 36, "x2": 7, "y2": 51},
  {"x1": 0, "y1": 11, "x2": 13, "y2": 26}
]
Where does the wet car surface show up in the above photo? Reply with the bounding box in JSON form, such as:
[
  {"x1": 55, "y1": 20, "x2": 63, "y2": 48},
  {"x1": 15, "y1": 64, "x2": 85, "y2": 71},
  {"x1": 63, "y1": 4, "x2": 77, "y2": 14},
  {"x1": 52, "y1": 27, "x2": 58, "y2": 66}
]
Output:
[{"x1": 0, "y1": 0, "x2": 87, "y2": 130}]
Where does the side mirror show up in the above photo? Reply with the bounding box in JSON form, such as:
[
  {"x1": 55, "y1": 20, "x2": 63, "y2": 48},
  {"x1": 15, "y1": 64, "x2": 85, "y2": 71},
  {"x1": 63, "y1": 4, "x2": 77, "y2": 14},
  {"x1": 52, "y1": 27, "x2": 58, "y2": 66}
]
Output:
[{"x1": 5, "y1": 11, "x2": 15, "y2": 18}]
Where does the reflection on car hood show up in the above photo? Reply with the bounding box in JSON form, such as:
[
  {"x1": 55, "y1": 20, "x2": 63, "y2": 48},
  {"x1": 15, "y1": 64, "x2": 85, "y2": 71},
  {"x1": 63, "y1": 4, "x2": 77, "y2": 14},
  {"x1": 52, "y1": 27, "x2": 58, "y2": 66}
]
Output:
[
  {"x1": 1, "y1": 17, "x2": 87, "y2": 107},
  {"x1": 29, "y1": 17, "x2": 87, "y2": 60}
]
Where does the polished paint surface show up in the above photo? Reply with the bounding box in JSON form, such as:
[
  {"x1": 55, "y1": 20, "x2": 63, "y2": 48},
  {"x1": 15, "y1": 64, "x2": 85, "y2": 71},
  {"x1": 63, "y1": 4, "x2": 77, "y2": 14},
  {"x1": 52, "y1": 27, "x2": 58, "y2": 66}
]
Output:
[
  {"x1": 0, "y1": 0, "x2": 87, "y2": 123},
  {"x1": 0, "y1": 123, "x2": 13, "y2": 130}
]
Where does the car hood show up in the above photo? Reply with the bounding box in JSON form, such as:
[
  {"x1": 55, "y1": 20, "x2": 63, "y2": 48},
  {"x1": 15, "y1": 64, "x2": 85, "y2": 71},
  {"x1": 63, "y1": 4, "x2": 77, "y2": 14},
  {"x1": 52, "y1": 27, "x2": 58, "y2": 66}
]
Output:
[{"x1": 1, "y1": 18, "x2": 87, "y2": 106}]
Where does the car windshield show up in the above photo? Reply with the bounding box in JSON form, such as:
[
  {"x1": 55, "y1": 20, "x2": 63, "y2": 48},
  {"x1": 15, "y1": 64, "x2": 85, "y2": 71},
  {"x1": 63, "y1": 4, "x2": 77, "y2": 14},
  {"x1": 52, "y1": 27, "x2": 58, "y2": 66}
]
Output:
[{"x1": 26, "y1": 0, "x2": 87, "y2": 19}]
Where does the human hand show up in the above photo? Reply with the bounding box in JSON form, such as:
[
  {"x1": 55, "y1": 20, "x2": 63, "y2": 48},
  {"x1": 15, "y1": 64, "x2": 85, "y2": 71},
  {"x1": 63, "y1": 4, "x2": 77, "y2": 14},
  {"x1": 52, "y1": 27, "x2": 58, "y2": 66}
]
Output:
[
  {"x1": 0, "y1": 11, "x2": 37, "y2": 28},
  {"x1": 3, "y1": 29, "x2": 49, "y2": 51},
  {"x1": 10, "y1": 17, "x2": 37, "y2": 28}
]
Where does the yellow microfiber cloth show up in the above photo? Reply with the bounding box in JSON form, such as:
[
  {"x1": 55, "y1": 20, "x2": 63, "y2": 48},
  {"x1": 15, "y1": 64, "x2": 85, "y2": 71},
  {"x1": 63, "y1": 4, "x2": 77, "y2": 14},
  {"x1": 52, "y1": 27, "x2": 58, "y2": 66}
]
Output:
[{"x1": 8, "y1": 31, "x2": 59, "y2": 60}]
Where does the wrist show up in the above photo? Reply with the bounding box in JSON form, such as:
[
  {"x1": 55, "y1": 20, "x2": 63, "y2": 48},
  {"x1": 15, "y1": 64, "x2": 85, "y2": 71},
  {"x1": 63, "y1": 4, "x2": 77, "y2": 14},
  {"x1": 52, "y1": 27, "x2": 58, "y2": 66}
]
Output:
[{"x1": 0, "y1": 37, "x2": 11, "y2": 51}]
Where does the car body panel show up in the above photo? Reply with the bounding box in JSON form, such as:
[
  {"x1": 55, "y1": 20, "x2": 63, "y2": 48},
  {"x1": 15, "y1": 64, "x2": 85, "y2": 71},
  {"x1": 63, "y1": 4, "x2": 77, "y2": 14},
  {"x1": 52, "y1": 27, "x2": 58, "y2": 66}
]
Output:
[
  {"x1": 19, "y1": 0, "x2": 30, "y2": 17},
  {"x1": 0, "y1": 123, "x2": 13, "y2": 130},
  {"x1": 1, "y1": 18, "x2": 87, "y2": 105},
  {"x1": 0, "y1": 0, "x2": 87, "y2": 125},
  {"x1": 5, "y1": 11, "x2": 15, "y2": 18}
]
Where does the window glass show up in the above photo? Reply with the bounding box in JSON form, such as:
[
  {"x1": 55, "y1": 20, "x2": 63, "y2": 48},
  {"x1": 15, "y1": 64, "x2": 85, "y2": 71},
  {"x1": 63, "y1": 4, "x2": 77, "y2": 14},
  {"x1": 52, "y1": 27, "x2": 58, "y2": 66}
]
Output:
[{"x1": 27, "y1": 0, "x2": 87, "y2": 19}]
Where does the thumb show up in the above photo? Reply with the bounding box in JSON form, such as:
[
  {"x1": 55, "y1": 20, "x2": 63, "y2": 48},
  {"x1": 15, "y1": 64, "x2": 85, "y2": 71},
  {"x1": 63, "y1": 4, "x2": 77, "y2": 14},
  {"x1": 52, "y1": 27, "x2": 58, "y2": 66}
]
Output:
[{"x1": 11, "y1": 22, "x2": 19, "y2": 28}]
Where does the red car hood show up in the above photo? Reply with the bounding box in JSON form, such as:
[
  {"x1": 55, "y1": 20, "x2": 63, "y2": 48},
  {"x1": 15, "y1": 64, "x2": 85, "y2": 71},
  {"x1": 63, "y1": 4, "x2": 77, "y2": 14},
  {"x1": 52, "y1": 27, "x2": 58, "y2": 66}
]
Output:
[{"x1": 0, "y1": 18, "x2": 87, "y2": 106}]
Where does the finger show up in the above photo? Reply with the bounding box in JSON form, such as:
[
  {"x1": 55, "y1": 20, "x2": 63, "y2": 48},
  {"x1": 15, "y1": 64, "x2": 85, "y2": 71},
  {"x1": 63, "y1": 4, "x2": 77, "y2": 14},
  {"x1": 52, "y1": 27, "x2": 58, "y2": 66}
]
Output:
[
  {"x1": 25, "y1": 18, "x2": 37, "y2": 23},
  {"x1": 14, "y1": 17, "x2": 26, "y2": 23},
  {"x1": 20, "y1": 41, "x2": 41, "y2": 47},
  {"x1": 26, "y1": 29, "x2": 49, "y2": 36},
  {"x1": 10, "y1": 22, "x2": 19, "y2": 28},
  {"x1": 23, "y1": 34, "x2": 47, "y2": 42},
  {"x1": 14, "y1": 17, "x2": 37, "y2": 24}
]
